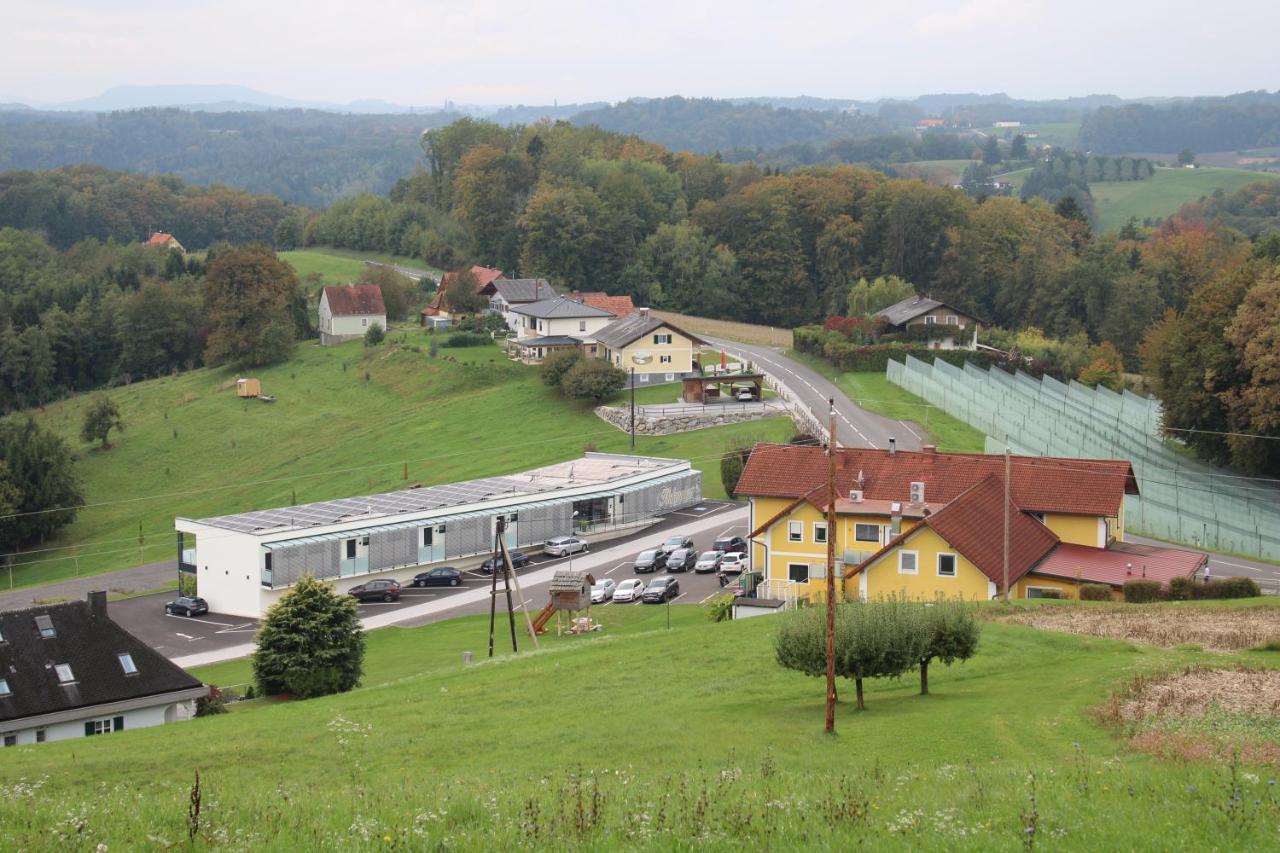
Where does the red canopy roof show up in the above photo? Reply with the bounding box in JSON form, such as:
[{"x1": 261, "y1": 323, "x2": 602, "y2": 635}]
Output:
[{"x1": 1033, "y1": 541, "x2": 1207, "y2": 587}]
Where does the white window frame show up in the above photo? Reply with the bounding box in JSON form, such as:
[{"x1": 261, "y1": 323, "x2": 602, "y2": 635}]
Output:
[
  {"x1": 787, "y1": 563, "x2": 810, "y2": 583},
  {"x1": 361, "y1": 318, "x2": 368, "y2": 327},
  {"x1": 0, "y1": 678, "x2": 9, "y2": 697},
  {"x1": 945, "y1": 314, "x2": 959, "y2": 326},
  {"x1": 787, "y1": 521, "x2": 803, "y2": 542},
  {"x1": 813, "y1": 522, "x2": 828, "y2": 544},
  {"x1": 118, "y1": 653, "x2": 138, "y2": 675},
  {"x1": 653, "y1": 333, "x2": 672, "y2": 345},
  {"x1": 936, "y1": 552, "x2": 957, "y2": 577},
  {"x1": 55, "y1": 663, "x2": 75, "y2": 684},
  {"x1": 92, "y1": 718, "x2": 114, "y2": 735},
  {"x1": 854, "y1": 523, "x2": 880, "y2": 543},
  {"x1": 659, "y1": 355, "x2": 672, "y2": 364},
  {"x1": 664, "y1": 373, "x2": 674, "y2": 381},
  {"x1": 924, "y1": 315, "x2": 937, "y2": 325},
  {"x1": 898, "y1": 550, "x2": 919, "y2": 575}
]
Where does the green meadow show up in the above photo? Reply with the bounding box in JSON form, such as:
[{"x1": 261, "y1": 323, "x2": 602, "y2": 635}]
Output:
[
  {"x1": 1091, "y1": 166, "x2": 1280, "y2": 232},
  {"x1": 2, "y1": 601, "x2": 1278, "y2": 849},
  {"x1": 13, "y1": 334, "x2": 793, "y2": 588}
]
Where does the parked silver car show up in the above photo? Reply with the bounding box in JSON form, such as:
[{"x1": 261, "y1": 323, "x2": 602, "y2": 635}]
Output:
[
  {"x1": 590, "y1": 579, "x2": 617, "y2": 604},
  {"x1": 543, "y1": 535, "x2": 588, "y2": 557}
]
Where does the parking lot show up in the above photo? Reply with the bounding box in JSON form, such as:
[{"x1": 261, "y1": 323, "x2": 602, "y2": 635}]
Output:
[{"x1": 111, "y1": 500, "x2": 749, "y2": 661}]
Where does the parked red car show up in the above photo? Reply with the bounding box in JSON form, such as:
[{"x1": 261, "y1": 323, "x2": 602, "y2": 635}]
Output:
[{"x1": 347, "y1": 579, "x2": 402, "y2": 602}]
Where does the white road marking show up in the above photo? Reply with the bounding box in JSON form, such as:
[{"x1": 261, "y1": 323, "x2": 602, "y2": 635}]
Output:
[
  {"x1": 605, "y1": 562, "x2": 630, "y2": 575},
  {"x1": 898, "y1": 419, "x2": 923, "y2": 441},
  {"x1": 214, "y1": 623, "x2": 257, "y2": 635},
  {"x1": 668, "y1": 593, "x2": 687, "y2": 603},
  {"x1": 174, "y1": 632, "x2": 203, "y2": 641},
  {"x1": 1209, "y1": 558, "x2": 1266, "y2": 571},
  {"x1": 167, "y1": 614, "x2": 238, "y2": 628}
]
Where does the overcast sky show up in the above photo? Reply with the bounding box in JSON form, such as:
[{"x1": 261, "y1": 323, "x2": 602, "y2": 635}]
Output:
[{"x1": 5, "y1": 0, "x2": 1277, "y2": 105}]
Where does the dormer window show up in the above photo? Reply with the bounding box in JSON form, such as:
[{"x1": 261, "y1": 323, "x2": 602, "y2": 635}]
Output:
[
  {"x1": 55, "y1": 664, "x2": 74, "y2": 684},
  {"x1": 0, "y1": 678, "x2": 10, "y2": 697},
  {"x1": 35, "y1": 615, "x2": 56, "y2": 638},
  {"x1": 118, "y1": 653, "x2": 138, "y2": 675}
]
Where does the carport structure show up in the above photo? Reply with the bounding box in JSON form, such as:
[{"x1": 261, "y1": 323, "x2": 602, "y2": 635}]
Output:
[{"x1": 681, "y1": 372, "x2": 765, "y2": 404}]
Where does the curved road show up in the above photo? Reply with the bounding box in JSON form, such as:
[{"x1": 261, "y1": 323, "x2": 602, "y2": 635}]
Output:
[{"x1": 705, "y1": 337, "x2": 924, "y2": 451}]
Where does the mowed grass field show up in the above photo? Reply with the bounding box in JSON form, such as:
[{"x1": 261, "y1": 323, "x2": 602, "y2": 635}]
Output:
[
  {"x1": 3, "y1": 601, "x2": 1280, "y2": 848},
  {"x1": 13, "y1": 333, "x2": 794, "y2": 588},
  {"x1": 278, "y1": 247, "x2": 440, "y2": 297},
  {"x1": 786, "y1": 351, "x2": 987, "y2": 453},
  {"x1": 1091, "y1": 166, "x2": 1280, "y2": 232},
  {"x1": 651, "y1": 309, "x2": 793, "y2": 347}
]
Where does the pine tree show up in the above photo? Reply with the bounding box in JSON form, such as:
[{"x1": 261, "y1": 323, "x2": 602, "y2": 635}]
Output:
[{"x1": 252, "y1": 576, "x2": 365, "y2": 698}]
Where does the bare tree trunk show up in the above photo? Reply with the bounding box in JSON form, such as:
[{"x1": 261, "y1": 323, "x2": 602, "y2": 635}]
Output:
[
  {"x1": 920, "y1": 659, "x2": 929, "y2": 695},
  {"x1": 855, "y1": 677, "x2": 865, "y2": 711}
]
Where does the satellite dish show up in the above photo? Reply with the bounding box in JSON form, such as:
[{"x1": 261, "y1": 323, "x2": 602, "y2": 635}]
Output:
[{"x1": 632, "y1": 351, "x2": 652, "y2": 364}]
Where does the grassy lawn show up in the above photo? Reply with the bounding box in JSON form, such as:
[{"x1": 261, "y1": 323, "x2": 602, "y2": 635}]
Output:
[
  {"x1": 1092, "y1": 167, "x2": 1280, "y2": 232},
  {"x1": 786, "y1": 350, "x2": 987, "y2": 453},
  {"x1": 3, "y1": 601, "x2": 1280, "y2": 847},
  {"x1": 13, "y1": 334, "x2": 793, "y2": 588},
  {"x1": 279, "y1": 247, "x2": 441, "y2": 297}
]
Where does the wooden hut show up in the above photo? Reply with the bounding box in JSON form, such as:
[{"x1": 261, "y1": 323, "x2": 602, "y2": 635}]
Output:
[
  {"x1": 548, "y1": 570, "x2": 595, "y2": 612},
  {"x1": 236, "y1": 377, "x2": 262, "y2": 398}
]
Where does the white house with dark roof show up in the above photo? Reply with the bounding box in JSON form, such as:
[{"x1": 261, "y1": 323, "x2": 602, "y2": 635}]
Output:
[
  {"x1": 0, "y1": 592, "x2": 206, "y2": 747},
  {"x1": 508, "y1": 295, "x2": 618, "y2": 362},
  {"x1": 175, "y1": 453, "x2": 703, "y2": 618},
  {"x1": 488, "y1": 278, "x2": 553, "y2": 330},
  {"x1": 874, "y1": 295, "x2": 981, "y2": 350}
]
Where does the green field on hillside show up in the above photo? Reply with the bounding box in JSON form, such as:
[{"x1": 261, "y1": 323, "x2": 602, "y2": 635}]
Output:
[
  {"x1": 279, "y1": 247, "x2": 440, "y2": 296},
  {"x1": 786, "y1": 352, "x2": 987, "y2": 453},
  {"x1": 12, "y1": 335, "x2": 793, "y2": 588},
  {"x1": 1091, "y1": 166, "x2": 1280, "y2": 232},
  {"x1": 3, "y1": 601, "x2": 1279, "y2": 848}
]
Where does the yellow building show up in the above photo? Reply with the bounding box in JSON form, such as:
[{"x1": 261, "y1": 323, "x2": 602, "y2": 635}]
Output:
[
  {"x1": 594, "y1": 310, "x2": 706, "y2": 381},
  {"x1": 738, "y1": 444, "x2": 1204, "y2": 603}
]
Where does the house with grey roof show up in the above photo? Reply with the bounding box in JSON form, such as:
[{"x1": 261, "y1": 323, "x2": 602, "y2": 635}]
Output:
[
  {"x1": 508, "y1": 296, "x2": 619, "y2": 363},
  {"x1": 0, "y1": 592, "x2": 206, "y2": 747},
  {"x1": 488, "y1": 278, "x2": 554, "y2": 331},
  {"x1": 874, "y1": 295, "x2": 981, "y2": 350},
  {"x1": 594, "y1": 308, "x2": 706, "y2": 384}
]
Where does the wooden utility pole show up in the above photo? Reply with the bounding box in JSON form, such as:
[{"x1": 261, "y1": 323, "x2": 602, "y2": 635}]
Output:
[
  {"x1": 1003, "y1": 446, "x2": 1011, "y2": 602},
  {"x1": 824, "y1": 398, "x2": 838, "y2": 734},
  {"x1": 500, "y1": 532, "x2": 540, "y2": 650}
]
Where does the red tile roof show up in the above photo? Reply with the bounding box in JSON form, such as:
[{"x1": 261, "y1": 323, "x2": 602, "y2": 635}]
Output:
[
  {"x1": 323, "y1": 284, "x2": 385, "y2": 316},
  {"x1": 924, "y1": 475, "x2": 1060, "y2": 585},
  {"x1": 145, "y1": 232, "x2": 177, "y2": 247},
  {"x1": 736, "y1": 444, "x2": 1137, "y2": 518},
  {"x1": 569, "y1": 291, "x2": 635, "y2": 317},
  {"x1": 423, "y1": 266, "x2": 504, "y2": 316},
  {"x1": 1032, "y1": 541, "x2": 1207, "y2": 588}
]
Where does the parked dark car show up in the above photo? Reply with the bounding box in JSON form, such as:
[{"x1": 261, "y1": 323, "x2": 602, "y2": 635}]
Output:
[
  {"x1": 665, "y1": 547, "x2": 696, "y2": 572},
  {"x1": 633, "y1": 549, "x2": 667, "y2": 573},
  {"x1": 164, "y1": 596, "x2": 209, "y2": 617},
  {"x1": 347, "y1": 579, "x2": 402, "y2": 602},
  {"x1": 479, "y1": 550, "x2": 531, "y2": 574},
  {"x1": 643, "y1": 576, "x2": 681, "y2": 603},
  {"x1": 714, "y1": 536, "x2": 748, "y2": 554},
  {"x1": 411, "y1": 567, "x2": 462, "y2": 588},
  {"x1": 656, "y1": 535, "x2": 694, "y2": 557}
]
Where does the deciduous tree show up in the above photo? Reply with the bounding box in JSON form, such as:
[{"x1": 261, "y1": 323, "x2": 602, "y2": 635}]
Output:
[
  {"x1": 80, "y1": 395, "x2": 124, "y2": 449},
  {"x1": 203, "y1": 246, "x2": 300, "y2": 369}
]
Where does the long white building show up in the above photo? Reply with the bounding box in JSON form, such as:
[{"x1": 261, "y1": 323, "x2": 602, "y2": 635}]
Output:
[{"x1": 176, "y1": 453, "x2": 702, "y2": 618}]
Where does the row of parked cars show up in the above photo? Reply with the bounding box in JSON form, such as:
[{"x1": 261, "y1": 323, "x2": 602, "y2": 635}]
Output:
[
  {"x1": 591, "y1": 575, "x2": 681, "y2": 604},
  {"x1": 633, "y1": 535, "x2": 749, "y2": 575}
]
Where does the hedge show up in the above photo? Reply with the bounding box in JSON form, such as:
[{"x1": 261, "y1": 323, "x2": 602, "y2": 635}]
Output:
[
  {"x1": 1078, "y1": 583, "x2": 1112, "y2": 601},
  {"x1": 1122, "y1": 579, "x2": 1162, "y2": 603}
]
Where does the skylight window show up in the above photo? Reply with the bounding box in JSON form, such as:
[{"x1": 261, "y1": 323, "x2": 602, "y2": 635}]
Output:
[
  {"x1": 35, "y1": 615, "x2": 56, "y2": 638},
  {"x1": 0, "y1": 678, "x2": 10, "y2": 697},
  {"x1": 55, "y1": 664, "x2": 74, "y2": 684},
  {"x1": 118, "y1": 653, "x2": 138, "y2": 675}
]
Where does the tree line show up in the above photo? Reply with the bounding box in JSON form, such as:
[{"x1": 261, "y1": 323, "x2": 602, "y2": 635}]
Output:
[{"x1": 1079, "y1": 91, "x2": 1280, "y2": 154}]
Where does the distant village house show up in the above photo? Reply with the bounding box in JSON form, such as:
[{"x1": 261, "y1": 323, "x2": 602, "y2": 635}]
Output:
[
  {"x1": 144, "y1": 231, "x2": 184, "y2": 253},
  {"x1": 875, "y1": 295, "x2": 982, "y2": 350},
  {"x1": 319, "y1": 284, "x2": 386, "y2": 346}
]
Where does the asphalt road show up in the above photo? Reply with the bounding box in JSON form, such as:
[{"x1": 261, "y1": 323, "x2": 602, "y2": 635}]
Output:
[{"x1": 704, "y1": 336, "x2": 924, "y2": 450}]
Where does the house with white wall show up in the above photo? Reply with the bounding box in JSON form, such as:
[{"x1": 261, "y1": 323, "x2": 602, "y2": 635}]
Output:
[
  {"x1": 319, "y1": 284, "x2": 387, "y2": 346},
  {"x1": 175, "y1": 453, "x2": 703, "y2": 618},
  {"x1": 508, "y1": 296, "x2": 619, "y2": 362},
  {"x1": 488, "y1": 278, "x2": 554, "y2": 331},
  {"x1": 0, "y1": 592, "x2": 206, "y2": 747}
]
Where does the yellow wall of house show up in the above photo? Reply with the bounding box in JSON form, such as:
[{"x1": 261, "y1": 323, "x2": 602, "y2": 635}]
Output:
[
  {"x1": 1043, "y1": 513, "x2": 1103, "y2": 547},
  {"x1": 606, "y1": 327, "x2": 697, "y2": 375},
  {"x1": 1013, "y1": 574, "x2": 1123, "y2": 601},
  {"x1": 851, "y1": 526, "x2": 991, "y2": 601}
]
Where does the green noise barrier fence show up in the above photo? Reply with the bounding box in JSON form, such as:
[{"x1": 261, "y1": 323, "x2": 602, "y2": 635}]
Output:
[{"x1": 886, "y1": 355, "x2": 1280, "y2": 562}]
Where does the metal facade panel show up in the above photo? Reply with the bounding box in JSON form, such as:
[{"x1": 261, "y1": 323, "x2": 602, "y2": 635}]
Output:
[
  {"x1": 369, "y1": 527, "x2": 416, "y2": 571},
  {"x1": 447, "y1": 514, "x2": 490, "y2": 558}
]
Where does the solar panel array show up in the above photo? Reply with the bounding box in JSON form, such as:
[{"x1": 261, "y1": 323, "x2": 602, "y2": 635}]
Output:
[{"x1": 887, "y1": 355, "x2": 1280, "y2": 562}]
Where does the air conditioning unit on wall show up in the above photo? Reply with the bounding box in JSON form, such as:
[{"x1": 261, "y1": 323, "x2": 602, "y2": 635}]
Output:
[{"x1": 848, "y1": 489, "x2": 863, "y2": 502}]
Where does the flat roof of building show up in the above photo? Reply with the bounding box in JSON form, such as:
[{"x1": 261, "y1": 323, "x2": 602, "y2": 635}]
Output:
[{"x1": 182, "y1": 453, "x2": 689, "y2": 535}]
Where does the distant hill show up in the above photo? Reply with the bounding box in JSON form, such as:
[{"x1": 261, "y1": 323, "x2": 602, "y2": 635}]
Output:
[
  {"x1": 34, "y1": 84, "x2": 445, "y2": 115},
  {"x1": 1080, "y1": 90, "x2": 1280, "y2": 154}
]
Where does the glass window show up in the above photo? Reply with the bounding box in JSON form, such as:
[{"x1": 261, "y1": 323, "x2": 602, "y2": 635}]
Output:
[
  {"x1": 788, "y1": 563, "x2": 809, "y2": 583},
  {"x1": 660, "y1": 355, "x2": 672, "y2": 364},
  {"x1": 118, "y1": 653, "x2": 138, "y2": 675},
  {"x1": 35, "y1": 615, "x2": 56, "y2": 638},
  {"x1": 788, "y1": 521, "x2": 803, "y2": 542},
  {"x1": 35, "y1": 728, "x2": 45, "y2": 743},
  {"x1": 945, "y1": 315, "x2": 959, "y2": 326},
  {"x1": 924, "y1": 316, "x2": 936, "y2": 325},
  {"x1": 422, "y1": 527, "x2": 433, "y2": 547},
  {"x1": 2, "y1": 734, "x2": 14, "y2": 748},
  {"x1": 937, "y1": 554, "x2": 957, "y2": 577},
  {"x1": 813, "y1": 523, "x2": 828, "y2": 544},
  {"x1": 0, "y1": 678, "x2": 10, "y2": 697},
  {"x1": 345, "y1": 539, "x2": 356, "y2": 559},
  {"x1": 55, "y1": 664, "x2": 74, "y2": 684},
  {"x1": 854, "y1": 523, "x2": 880, "y2": 543},
  {"x1": 92, "y1": 719, "x2": 113, "y2": 735},
  {"x1": 898, "y1": 551, "x2": 918, "y2": 574},
  {"x1": 579, "y1": 321, "x2": 587, "y2": 331},
  {"x1": 653, "y1": 334, "x2": 672, "y2": 345}
]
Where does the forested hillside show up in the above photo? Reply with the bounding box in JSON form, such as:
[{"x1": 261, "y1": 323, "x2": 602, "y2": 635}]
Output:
[
  {"x1": 0, "y1": 166, "x2": 292, "y2": 248},
  {"x1": 1079, "y1": 91, "x2": 1280, "y2": 153},
  {"x1": 0, "y1": 108, "x2": 459, "y2": 206}
]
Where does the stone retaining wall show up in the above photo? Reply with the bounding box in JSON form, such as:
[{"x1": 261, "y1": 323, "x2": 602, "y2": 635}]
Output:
[{"x1": 595, "y1": 405, "x2": 787, "y2": 436}]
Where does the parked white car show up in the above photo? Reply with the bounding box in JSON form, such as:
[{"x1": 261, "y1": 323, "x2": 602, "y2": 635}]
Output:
[
  {"x1": 694, "y1": 550, "x2": 723, "y2": 573},
  {"x1": 612, "y1": 578, "x2": 646, "y2": 602},
  {"x1": 718, "y1": 552, "x2": 748, "y2": 574},
  {"x1": 590, "y1": 579, "x2": 617, "y2": 604},
  {"x1": 543, "y1": 535, "x2": 588, "y2": 557}
]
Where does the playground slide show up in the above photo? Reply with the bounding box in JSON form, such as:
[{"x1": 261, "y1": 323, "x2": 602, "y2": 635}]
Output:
[{"x1": 531, "y1": 602, "x2": 555, "y2": 634}]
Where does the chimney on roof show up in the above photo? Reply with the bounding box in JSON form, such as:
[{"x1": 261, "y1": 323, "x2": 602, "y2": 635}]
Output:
[
  {"x1": 87, "y1": 590, "x2": 107, "y2": 618},
  {"x1": 890, "y1": 501, "x2": 902, "y2": 536},
  {"x1": 888, "y1": 437, "x2": 896, "y2": 455},
  {"x1": 922, "y1": 444, "x2": 937, "y2": 454},
  {"x1": 639, "y1": 307, "x2": 650, "y2": 317}
]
